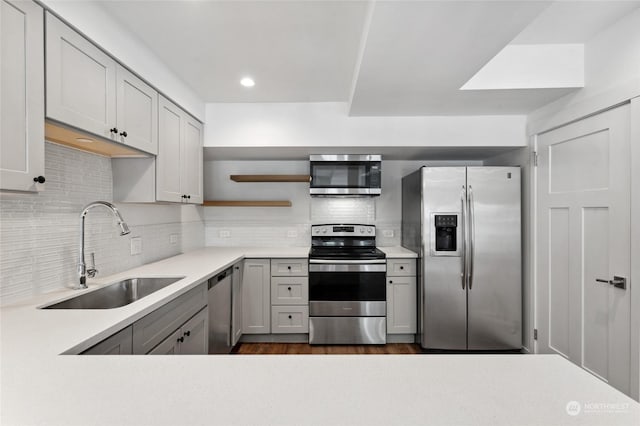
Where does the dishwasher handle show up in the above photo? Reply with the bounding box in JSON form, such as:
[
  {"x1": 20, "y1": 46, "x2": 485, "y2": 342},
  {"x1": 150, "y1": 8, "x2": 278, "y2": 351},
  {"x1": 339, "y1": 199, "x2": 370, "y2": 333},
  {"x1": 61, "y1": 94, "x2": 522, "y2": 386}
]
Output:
[{"x1": 208, "y1": 268, "x2": 232, "y2": 289}]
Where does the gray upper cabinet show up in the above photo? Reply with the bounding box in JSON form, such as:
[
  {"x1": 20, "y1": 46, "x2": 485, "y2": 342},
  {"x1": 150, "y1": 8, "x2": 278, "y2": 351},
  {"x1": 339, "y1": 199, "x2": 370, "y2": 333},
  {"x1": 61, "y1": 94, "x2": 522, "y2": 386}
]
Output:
[
  {"x1": 156, "y1": 95, "x2": 203, "y2": 204},
  {"x1": 45, "y1": 12, "x2": 116, "y2": 140},
  {"x1": 157, "y1": 96, "x2": 184, "y2": 202},
  {"x1": 116, "y1": 65, "x2": 158, "y2": 154},
  {"x1": 45, "y1": 12, "x2": 158, "y2": 155},
  {"x1": 1, "y1": 0, "x2": 45, "y2": 192},
  {"x1": 182, "y1": 114, "x2": 204, "y2": 204}
]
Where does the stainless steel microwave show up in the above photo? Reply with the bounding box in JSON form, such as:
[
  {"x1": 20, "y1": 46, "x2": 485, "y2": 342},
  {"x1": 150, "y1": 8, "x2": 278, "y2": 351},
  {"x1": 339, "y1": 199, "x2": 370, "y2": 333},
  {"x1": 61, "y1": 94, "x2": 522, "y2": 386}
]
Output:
[{"x1": 309, "y1": 154, "x2": 382, "y2": 196}]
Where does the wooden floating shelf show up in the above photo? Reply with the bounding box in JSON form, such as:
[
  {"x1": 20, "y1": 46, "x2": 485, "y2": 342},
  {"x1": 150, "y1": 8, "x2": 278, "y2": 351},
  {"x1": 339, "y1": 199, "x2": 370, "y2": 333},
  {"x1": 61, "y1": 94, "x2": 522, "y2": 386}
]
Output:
[
  {"x1": 230, "y1": 174, "x2": 310, "y2": 183},
  {"x1": 203, "y1": 200, "x2": 292, "y2": 207}
]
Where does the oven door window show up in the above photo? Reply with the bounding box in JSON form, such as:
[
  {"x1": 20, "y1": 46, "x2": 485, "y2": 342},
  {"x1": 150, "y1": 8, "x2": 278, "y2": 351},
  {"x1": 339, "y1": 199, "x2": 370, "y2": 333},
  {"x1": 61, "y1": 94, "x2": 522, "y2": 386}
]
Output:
[
  {"x1": 310, "y1": 162, "x2": 375, "y2": 189},
  {"x1": 309, "y1": 271, "x2": 385, "y2": 301}
]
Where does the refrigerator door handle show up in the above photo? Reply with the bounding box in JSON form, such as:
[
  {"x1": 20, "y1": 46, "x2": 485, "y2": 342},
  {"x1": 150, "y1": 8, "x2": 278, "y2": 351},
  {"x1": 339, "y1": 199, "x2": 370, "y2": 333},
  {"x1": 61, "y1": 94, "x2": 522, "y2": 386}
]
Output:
[
  {"x1": 461, "y1": 185, "x2": 466, "y2": 290},
  {"x1": 468, "y1": 185, "x2": 475, "y2": 290}
]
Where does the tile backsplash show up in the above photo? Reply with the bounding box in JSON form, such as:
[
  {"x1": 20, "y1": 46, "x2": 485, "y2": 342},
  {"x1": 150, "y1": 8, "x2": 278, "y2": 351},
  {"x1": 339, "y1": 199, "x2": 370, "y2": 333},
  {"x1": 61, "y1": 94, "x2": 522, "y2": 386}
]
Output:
[{"x1": 0, "y1": 142, "x2": 203, "y2": 306}]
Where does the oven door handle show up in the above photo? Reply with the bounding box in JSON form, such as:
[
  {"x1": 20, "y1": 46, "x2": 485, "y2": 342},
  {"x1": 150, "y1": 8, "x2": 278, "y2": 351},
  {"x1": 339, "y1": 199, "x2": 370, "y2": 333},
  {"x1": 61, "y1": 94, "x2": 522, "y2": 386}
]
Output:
[
  {"x1": 309, "y1": 263, "x2": 387, "y2": 273},
  {"x1": 309, "y1": 259, "x2": 387, "y2": 264}
]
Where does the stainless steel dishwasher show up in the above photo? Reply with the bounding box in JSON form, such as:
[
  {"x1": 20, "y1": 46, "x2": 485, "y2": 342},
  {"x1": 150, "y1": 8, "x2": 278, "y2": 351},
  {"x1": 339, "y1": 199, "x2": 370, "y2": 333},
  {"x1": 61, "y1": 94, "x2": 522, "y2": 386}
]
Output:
[{"x1": 208, "y1": 268, "x2": 232, "y2": 354}]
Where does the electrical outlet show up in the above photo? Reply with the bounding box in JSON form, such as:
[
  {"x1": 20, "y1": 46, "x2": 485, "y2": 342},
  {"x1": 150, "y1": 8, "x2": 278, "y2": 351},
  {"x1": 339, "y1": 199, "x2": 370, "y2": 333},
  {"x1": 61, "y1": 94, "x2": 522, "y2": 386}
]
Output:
[
  {"x1": 287, "y1": 230, "x2": 298, "y2": 238},
  {"x1": 383, "y1": 230, "x2": 394, "y2": 238},
  {"x1": 130, "y1": 237, "x2": 142, "y2": 255},
  {"x1": 170, "y1": 234, "x2": 178, "y2": 245},
  {"x1": 219, "y1": 230, "x2": 231, "y2": 238}
]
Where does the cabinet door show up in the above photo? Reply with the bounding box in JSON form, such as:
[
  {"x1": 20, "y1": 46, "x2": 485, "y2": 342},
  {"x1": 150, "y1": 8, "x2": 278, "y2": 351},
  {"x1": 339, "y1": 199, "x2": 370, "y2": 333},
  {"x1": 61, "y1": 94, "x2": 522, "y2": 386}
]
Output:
[
  {"x1": 242, "y1": 259, "x2": 271, "y2": 334},
  {"x1": 232, "y1": 262, "x2": 244, "y2": 345},
  {"x1": 116, "y1": 65, "x2": 158, "y2": 155},
  {"x1": 132, "y1": 283, "x2": 207, "y2": 354},
  {"x1": 81, "y1": 326, "x2": 133, "y2": 355},
  {"x1": 1, "y1": 0, "x2": 44, "y2": 192},
  {"x1": 156, "y1": 95, "x2": 183, "y2": 202},
  {"x1": 148, "y1": 328, "x2": 182, "y2": 355},
  {"x1": 45, "y1": 12, "x2": 116, "y2": 139},
  {"x1": 182, "y1": 115, "x2": 203, "y2": 204},
  {"x1": 386, "y1": 276, "x2": 417, "y2": 334},
  {"x1": 179, "y1": 307, "x2": 209, "y2": 355}
]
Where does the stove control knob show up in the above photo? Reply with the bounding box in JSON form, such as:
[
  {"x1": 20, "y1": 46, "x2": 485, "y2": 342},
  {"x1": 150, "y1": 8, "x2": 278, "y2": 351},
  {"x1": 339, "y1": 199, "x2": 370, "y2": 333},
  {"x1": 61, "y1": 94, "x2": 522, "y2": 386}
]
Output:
[
  {"x1": 367, "y1": 228, "x2": 373, "y2": 234},
  {"x1": 359, "y1": 227, "x2": 365, "y2": 234},
  {"x1": 322, "y1": 228, "x2": 327, "y2": 234}
]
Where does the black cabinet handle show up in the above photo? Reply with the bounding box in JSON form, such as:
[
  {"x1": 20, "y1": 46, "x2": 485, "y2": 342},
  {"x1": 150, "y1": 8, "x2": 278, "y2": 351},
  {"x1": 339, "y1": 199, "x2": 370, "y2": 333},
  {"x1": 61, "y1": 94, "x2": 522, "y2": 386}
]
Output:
[
  {"x1": 110, "y1": 127, "x2": 118, "y2": 134},
  {"x1": 187, "y1": 195, "x2": 191, "y2": 199},
  {"x1": 177, "y1": 336, "x2": 184, "y2": 343},
  {"x1": 288, "y1": 315, "x2": 292, "y2": 319},
  {"x1": 400, "y1": 266, "x2": 404, "y2": 270},
  {"x1": 184, "y1": 331, "x2": 191, "y2": 337},
  {"x1": 181, "y1": 195, "x2": 187, "y2": 199},
  {"x1": 287, "y1": 287, "x2": 292, "y2": 291},
  {"x1": 287, "y1": 266, "x2": 292, "y2": 270},
  {"x1": 119, "y1": 131, "x2": 127, "y2": 137},
  {"x1": 33, "y1": 176, "x2": 45, "y2": 184},
  {"x1": 389, "y1": 280, "x2": 393, "y2": 284}
]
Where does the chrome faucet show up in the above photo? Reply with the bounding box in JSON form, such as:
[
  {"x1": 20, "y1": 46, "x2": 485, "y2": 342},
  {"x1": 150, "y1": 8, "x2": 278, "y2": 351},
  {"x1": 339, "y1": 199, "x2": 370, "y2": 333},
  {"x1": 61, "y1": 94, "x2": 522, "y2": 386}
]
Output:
[{"x1": 77, "y1": 201, "x2": 130, "y2": 289}]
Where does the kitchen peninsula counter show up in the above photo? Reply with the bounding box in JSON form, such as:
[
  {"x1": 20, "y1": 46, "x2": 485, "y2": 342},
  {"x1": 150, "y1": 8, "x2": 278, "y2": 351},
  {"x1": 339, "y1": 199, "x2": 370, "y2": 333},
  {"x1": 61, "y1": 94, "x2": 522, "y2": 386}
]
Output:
[{"x1": 1, "y1": 247, "x2": 638, "y2": 426}]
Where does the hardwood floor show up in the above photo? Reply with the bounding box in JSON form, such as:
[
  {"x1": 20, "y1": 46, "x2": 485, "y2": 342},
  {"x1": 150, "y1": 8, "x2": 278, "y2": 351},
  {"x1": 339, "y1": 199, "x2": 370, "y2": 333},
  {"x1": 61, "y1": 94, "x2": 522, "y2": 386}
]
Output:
[{"x1": 233, "y1": 343, "x2": 422, "y2": 355}]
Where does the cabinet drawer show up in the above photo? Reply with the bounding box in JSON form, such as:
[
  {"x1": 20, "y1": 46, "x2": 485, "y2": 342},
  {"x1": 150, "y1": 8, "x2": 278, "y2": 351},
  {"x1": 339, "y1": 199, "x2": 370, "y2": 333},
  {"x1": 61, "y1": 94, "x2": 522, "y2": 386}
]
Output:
[
  {"x1": 387, "y1": 259, "x2": 416, "y2": 276},
  {"x1": 132, "y1": 283, "x2": 207, "y2": 354},
  {"x1": 271, "y1": 258, "x2": 308, "y2": 276},
  {"x1": 271, "y1": 306, "x2": 309, "y2": 334},
  {"x1": 271, "y1": 276, "x2": 309, "y2": 305}
]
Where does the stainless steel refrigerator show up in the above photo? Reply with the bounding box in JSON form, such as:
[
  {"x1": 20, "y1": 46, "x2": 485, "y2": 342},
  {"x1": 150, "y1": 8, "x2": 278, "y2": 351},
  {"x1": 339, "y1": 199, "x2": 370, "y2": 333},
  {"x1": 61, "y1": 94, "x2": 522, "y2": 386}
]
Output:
[{"x1": 402, "y1": 167, "x2": 521, "y2": 350}]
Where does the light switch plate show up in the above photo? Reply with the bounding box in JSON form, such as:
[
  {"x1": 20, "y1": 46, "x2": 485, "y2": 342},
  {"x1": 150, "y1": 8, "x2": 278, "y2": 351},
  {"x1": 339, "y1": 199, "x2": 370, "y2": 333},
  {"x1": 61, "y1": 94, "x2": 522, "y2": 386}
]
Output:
[
  {"x1": 287, "y1": 230, "x2": 298, "y2": 238},
  {"x1": 383, "y1": 230, "x2": 394, "y2": 238},
  {"x1": 170, "y1": 234, "x2": 178, "y2": 245},
  {"x1": 130, "y1": 237, "x2": 142, "y2": 255},
  {"x1": 219, "y1": 230, "x2": 231, "y2": 238}
]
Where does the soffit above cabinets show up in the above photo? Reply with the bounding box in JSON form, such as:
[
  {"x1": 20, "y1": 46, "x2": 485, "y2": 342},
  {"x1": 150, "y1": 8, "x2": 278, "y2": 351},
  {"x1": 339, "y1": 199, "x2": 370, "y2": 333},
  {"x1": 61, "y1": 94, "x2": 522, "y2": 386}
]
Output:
[
  {"x1": 95, "y1": 0, "x2": 640, "y2": 116},
  {"x1": 203, "y1": 146, "x2": 522, "y2": 162}
]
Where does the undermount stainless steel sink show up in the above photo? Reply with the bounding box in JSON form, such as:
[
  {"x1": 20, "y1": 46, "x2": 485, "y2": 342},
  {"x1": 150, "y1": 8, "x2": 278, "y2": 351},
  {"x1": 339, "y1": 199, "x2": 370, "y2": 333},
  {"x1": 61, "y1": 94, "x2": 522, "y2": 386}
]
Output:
[{"x1": 42, "y1": 277, "x2": 186, "y2": 309}]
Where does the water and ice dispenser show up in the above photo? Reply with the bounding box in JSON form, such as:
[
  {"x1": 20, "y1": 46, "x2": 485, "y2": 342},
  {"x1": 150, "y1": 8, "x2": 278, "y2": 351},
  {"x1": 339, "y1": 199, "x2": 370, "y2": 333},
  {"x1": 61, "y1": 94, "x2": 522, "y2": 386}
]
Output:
[{"x1": 431, "y1": 214, "x2": 460, "y2": 256}]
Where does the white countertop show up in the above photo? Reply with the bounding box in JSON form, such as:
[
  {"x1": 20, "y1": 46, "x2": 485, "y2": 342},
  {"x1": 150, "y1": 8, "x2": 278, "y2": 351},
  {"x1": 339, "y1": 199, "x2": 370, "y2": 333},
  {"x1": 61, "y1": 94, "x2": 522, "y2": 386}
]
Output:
[
  {"x1": 379, "y1": 246, "x2": 418, "y2": 258},
  {"x1": 1, "y1": 247, "x2": 638, "y2": 426}
]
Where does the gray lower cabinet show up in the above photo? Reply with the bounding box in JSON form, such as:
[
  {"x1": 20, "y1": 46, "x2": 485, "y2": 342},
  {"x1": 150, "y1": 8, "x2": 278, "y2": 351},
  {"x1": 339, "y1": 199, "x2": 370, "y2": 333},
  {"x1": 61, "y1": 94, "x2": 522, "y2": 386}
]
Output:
[
  {"x1": 242, "y1": 259, "x2": 271, "y2": 334},
  {"x1": 0, "y1": 0, "x2": 45, "y2": 192},
  {"x1": 386, "y1": 259, "x2": 417, "y2": 334},
  {"x1": 148, "y1": 307, "x2": 208, "y2": 355},
  {"x1": 232, "y1": 261, "x2": 244, "y2": 345},
  {"x1": 81, "y1": 326, "x2": 133, "y2": 355},
  {"x1": 271, "y1": 258, "x2": 309, "y2": 334},
  {"x1": 132, "y1": 283, "x2": 207, "y2": 354}
]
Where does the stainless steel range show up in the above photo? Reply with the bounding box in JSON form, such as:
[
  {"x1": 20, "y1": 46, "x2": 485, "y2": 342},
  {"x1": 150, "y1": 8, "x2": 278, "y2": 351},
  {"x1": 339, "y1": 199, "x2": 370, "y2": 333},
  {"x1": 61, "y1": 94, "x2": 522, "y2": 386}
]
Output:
[{"x1": 308, "y1": 224, "x2": 387, "y2": 345}]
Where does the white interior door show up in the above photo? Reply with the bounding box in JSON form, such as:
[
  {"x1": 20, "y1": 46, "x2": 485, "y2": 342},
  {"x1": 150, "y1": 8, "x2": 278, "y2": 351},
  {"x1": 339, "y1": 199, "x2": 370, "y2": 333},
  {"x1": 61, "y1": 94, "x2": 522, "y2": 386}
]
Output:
[{"x1": 536, "y1": 105, "x2": 631, "y2": 395}]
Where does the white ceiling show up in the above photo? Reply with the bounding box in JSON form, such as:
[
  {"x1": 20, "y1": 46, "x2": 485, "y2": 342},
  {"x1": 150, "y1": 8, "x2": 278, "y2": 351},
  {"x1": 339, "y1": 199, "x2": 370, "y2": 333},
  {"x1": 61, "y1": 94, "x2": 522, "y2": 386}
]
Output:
[{"x1": 97, "y1": 0, "x2": 639, "y2": 116}]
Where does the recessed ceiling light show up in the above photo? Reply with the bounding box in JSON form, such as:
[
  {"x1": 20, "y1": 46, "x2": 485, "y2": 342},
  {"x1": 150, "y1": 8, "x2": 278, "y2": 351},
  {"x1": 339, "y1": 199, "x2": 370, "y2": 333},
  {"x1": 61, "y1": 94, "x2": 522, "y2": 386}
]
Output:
[
  {"x1": 240, "y1": 77, "x2": 255, "y2": 88},
  {"x1": 76, "y1": 137, "x2": 94, "y2": 143}
]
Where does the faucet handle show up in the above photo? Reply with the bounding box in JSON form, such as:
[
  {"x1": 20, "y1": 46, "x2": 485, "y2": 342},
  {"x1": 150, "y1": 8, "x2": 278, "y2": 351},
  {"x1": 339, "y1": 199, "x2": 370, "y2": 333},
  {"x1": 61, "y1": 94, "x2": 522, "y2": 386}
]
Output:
[{"x1": 87, "y1": 252, "x2": 98, "y2": 278}]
